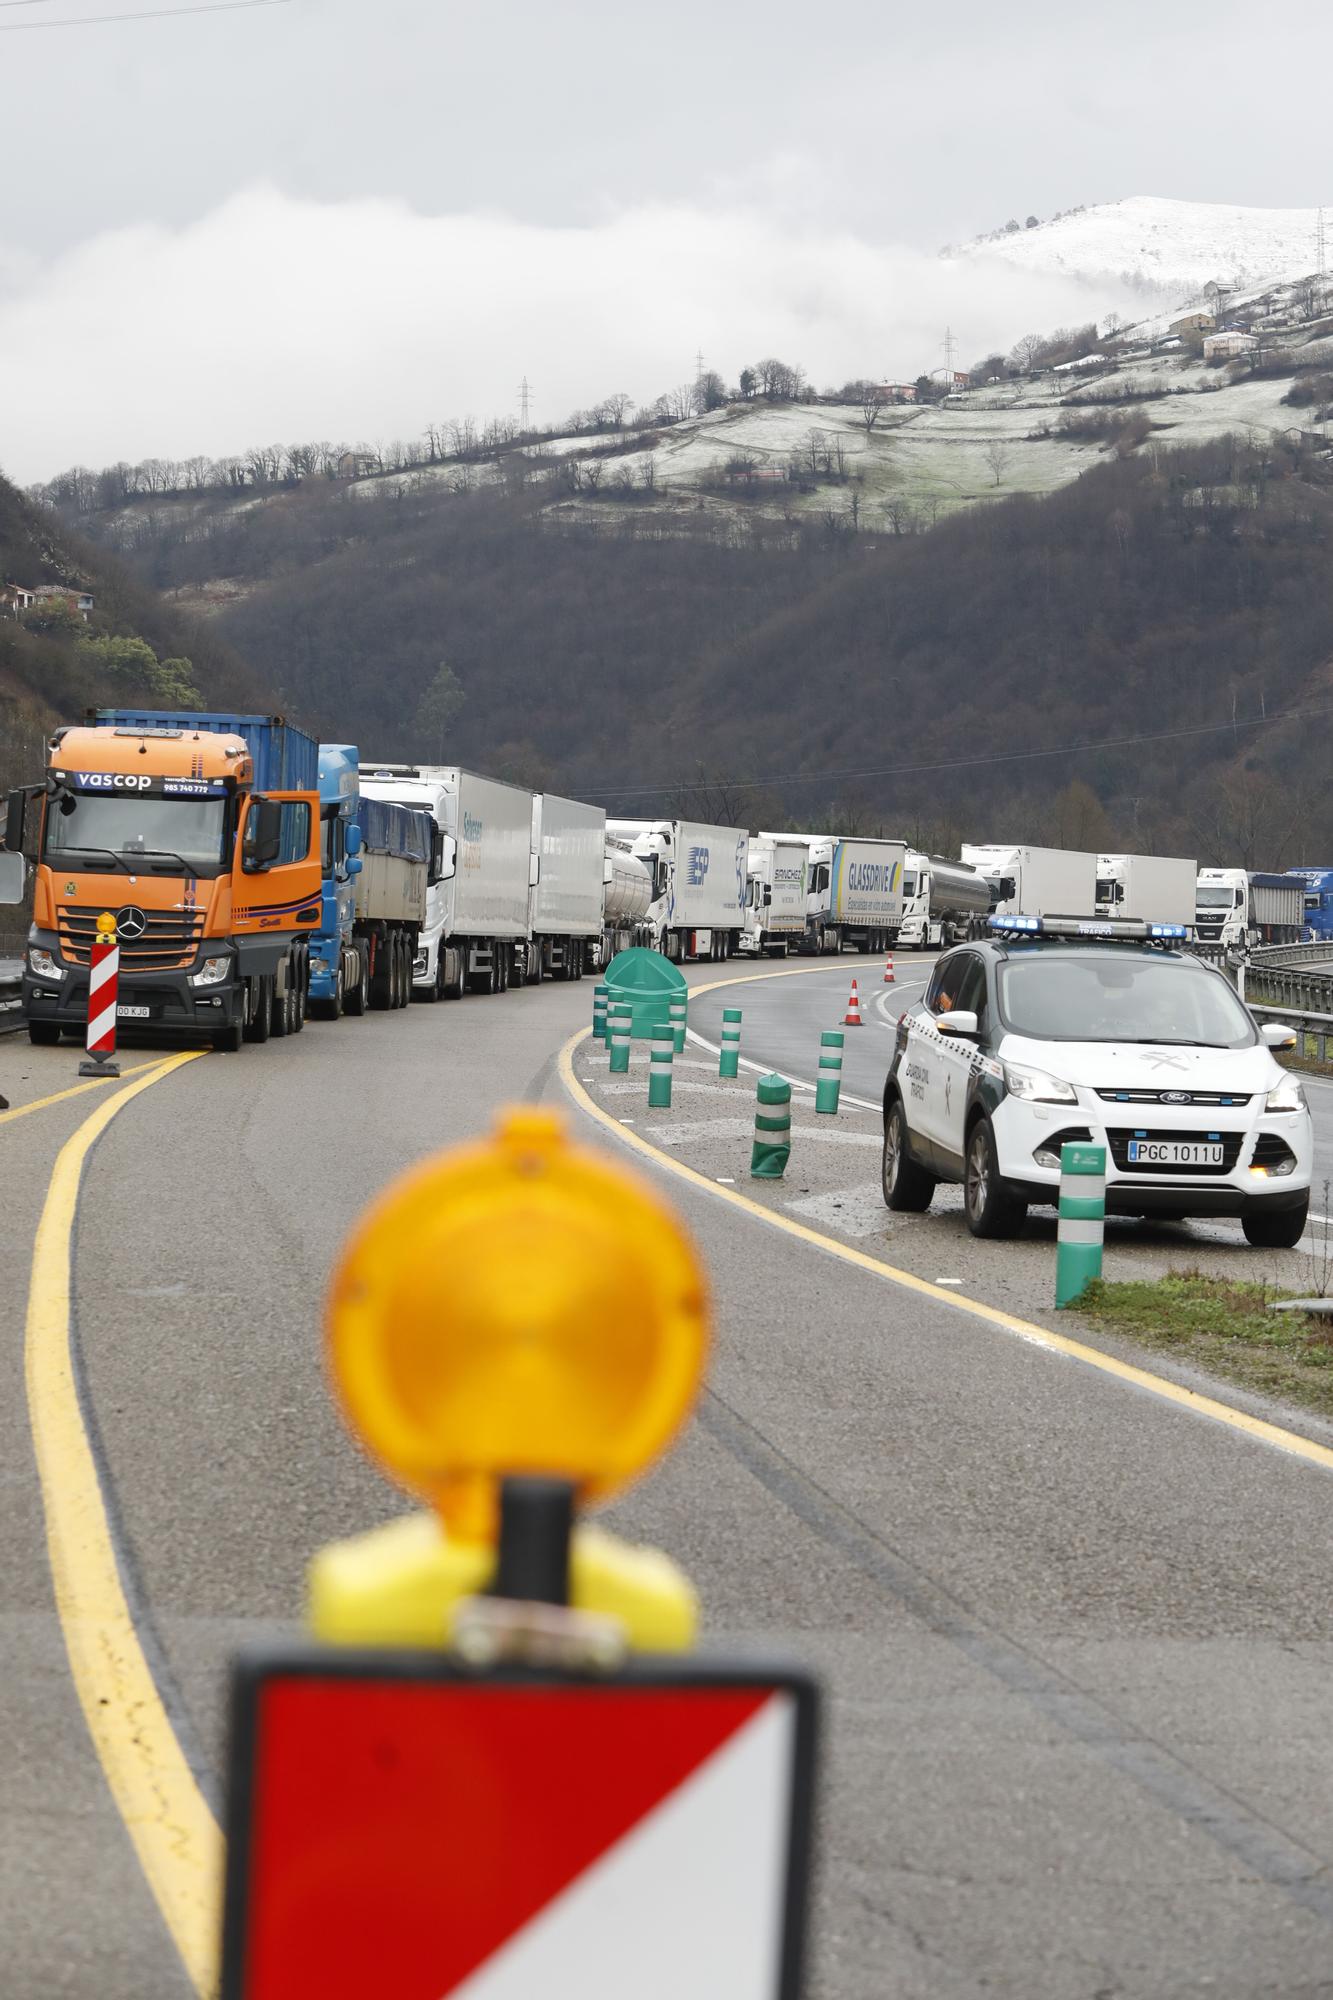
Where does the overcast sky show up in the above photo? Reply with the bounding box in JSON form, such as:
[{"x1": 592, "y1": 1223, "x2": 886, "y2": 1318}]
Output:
[{"x1": 2, "y1": 0, "x2": 1330, "y2": 482}]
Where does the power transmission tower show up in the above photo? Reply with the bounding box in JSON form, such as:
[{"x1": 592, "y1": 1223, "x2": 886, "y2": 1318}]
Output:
[
  {"x1": 517, "y1": 376, "x2": 533, "y2": 428},
  {"x1": 695, "y1": 347, "x2": 706, "y2": 385},
  {"x1": 1318, "y1": 208, "x2": 1327, "y2": 279},
  {"x1": 940, "y1": 325, "x2": 957, "y2": 388}
]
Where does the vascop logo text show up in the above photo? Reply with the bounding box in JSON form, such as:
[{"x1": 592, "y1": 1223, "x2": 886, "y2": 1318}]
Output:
[{"x1": 73, "y1": 772, "x2": 153, "y2": 791}]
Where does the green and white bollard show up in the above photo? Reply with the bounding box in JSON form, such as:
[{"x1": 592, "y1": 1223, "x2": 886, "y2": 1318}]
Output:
[
  {"x1": 648, "y1": 1023, "x2": 675, "y2": 1107},
  {"x1": 719, "y1": 1007, "x2": 742, "y2": 1079},
  {"x1": 608, "y1": 1002, "x2": 632, "y2": 1075},
  {"x1": 815, "y1": 1030, "x2": 843, "y2": 1115},
  {"x1": 593, "y1": 982, "x2": 609, "y2": 1044},
  {"x1": 669, "y1": 993, "x2": 687, "y2": 1055},
  {"x1": 750, "y1": 1073, "x2": 792, "y2": 1179},
  {"x1": 1055, "y1": 1142, "x2": 1106, "y2": 1308}
]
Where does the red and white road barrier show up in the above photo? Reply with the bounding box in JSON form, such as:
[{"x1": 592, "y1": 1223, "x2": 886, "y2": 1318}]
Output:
[
  {"x1": 843, "y1": 978, "x2": 864, "y2": 1026},
  {"x1": 80, "y1": 920, "x2": 121, "y2": 1077},
  {"x1": 883, "y1": 955, "x2": 895, "y2": 984}
]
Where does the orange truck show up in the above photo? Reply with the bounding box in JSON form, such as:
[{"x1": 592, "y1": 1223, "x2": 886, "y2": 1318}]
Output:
[{"x1": 6, "y1": 710, "x2": 321, "y2": 1052}]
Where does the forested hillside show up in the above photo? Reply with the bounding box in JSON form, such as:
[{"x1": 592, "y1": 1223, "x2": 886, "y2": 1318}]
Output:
[{"x1": 39, "y1": 430, "x2": 1333, "y2": 867}]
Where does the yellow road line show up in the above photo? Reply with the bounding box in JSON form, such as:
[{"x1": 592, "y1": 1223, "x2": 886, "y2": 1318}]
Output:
[
  {"x1": 558, "y1": 1027, "x2": 1333, "y2": 1478},
  {"x1": 24, "y1": 1051, "x2": 221, "y2": 1997},
  {"x1": 0, "y1": 1058, "x2": 163, "y2": 1129}
]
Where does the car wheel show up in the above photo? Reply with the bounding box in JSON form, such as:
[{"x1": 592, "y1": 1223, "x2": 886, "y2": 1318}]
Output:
[
  {"x1": 964, "y1": 1117, "x2": 1028, "y2": 1239},
  {"x1": 28, "y1": 1020, "x2": 61, "y2": 1046},
  {"x1": 1242, "y1": 1199, "x2": 1309, "y2": 1249},
  {"x1": 882, "y1": 1100, "x2": 936, "y2": 1212}
]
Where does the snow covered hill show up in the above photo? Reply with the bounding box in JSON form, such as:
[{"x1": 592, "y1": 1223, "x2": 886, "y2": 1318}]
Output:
[{"x1": 955, "y1": 196, "x2": 1329, "y2": 302}]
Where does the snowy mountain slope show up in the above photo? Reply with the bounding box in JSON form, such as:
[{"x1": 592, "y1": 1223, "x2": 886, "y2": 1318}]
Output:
[{"x1": 956, "y1": 196, "x2": 1330, "y2": 300}]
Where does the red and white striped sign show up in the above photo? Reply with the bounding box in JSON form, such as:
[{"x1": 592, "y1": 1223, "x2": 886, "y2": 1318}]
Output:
[
  {"x1": 86, "y1": 929, "x2": 120, "y2": 1058},
  {"x1": 223, "y1": 1660, "x2": 815, "y2": 2000}
]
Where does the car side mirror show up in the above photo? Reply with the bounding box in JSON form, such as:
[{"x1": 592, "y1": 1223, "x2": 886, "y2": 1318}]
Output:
[
  {"x1": 0, "y1": 849, "x2": 26, "y2": 904},
  {"x1": 936, "y1": 1009, "x2": 979, "y2": 1037},
  {"x1": 242, "y1": 796, "x2": 283, "y2": 871},
  {"x1": 1260, "y1": 1021, "x2": 1297, "y2": 1050}
]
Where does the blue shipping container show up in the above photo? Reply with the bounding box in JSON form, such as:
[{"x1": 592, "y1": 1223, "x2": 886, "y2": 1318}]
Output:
[{"x1": 90, "y1": 709, "x2": 319, "y2": 792}]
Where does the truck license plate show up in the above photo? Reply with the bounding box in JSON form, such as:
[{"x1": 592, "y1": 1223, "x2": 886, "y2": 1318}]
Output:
[
  {"x1": 1127, "y1": 1139, "x2": 1224, "y2": 1165},
  {"x1": 116, "y1": 1005, "x2": 150, "y2": 1019}
]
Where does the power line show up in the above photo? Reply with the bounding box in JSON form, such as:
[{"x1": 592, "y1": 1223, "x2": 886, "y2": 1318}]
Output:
[
  {"x1": 0, "y1": 0, "x2": 289, "y2": 28},
  {"x1": 580, "y1": 697, "x2": 1333, "y2": 804}
]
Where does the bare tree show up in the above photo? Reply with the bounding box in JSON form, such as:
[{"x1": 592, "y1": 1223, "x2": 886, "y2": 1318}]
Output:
[
  {"x1": 1008, "y1": 332, "x2": 1043, "y2": 373},
  {"x1": 860, "y1": 388, "x2": 883, "y2": 433},
  {"x1": 983, "y1": 440, "x2": 1012, "y2": 487}
]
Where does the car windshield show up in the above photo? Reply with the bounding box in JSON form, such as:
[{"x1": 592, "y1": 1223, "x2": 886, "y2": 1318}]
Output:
[
  {"x1": 45, "y1": 790, "x2": 227, "y2": 873},
  {"x1": 1196, "y1": 885, "x2": 1239, "y2": 908},
  {"x1": 997, "y1": 951, "x2": 1256, "y2": 1047}
]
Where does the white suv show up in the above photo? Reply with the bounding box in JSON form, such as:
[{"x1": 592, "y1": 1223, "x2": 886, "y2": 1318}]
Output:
[{"x1": 882, "y1": 918, "x2": 1312, "y2": 1244}]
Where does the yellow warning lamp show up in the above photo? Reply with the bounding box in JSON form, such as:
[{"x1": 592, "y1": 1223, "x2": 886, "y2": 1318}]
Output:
[
  {"x1": 326, "y1": 1107, "x2": 709, "y2": 1548},
  {"x1": 95, "y1": 910, "x2": 117, "y2": 935}
]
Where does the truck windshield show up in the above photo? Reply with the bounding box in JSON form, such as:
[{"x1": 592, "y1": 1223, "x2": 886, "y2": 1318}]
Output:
[
  {"x1": 997, "y1": 952, "x2": 1255, "y2": 1046},
  {"x1": 1196, "y1": 886, "x2": 1240, "y2": 908},
  {"x1": 45, "y1": 791, "x2": 227, "y2": 874}
]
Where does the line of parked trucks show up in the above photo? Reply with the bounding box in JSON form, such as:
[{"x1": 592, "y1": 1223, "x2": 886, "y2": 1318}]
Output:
[{"x1": 0, "y1": 707, "x2": 1320, "y2": 1053}]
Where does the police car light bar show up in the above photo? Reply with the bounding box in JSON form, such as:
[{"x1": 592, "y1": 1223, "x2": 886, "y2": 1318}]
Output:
[{"x1": 989, "y1": 914, "x2": 1190, "y2": 941}]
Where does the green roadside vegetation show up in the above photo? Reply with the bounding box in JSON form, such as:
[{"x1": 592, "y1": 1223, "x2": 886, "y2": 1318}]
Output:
[
  {"x1": 1079, "y1": 1270, "x2": 1333, "y2": 1419},
  {"x1": 1277, "y1": 1038, "x2": 1333, "y2": 1081}
]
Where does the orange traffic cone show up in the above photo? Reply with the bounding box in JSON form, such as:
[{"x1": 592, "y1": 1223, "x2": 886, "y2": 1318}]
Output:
[
  {"x1": 883, "y1": 954, "x2": 895, "y2": 984},
  {"x1": 844, "y1": 978, "x2": 864, "y2": 1026}
]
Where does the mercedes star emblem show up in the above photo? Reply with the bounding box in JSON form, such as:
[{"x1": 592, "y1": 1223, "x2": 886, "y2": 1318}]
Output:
[{"x1": 116, "y1": 905, "x2": 149, "y2": 940}]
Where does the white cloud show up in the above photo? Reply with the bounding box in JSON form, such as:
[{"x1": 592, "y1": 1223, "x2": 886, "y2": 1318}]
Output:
[{"x1": 0, "y1": 186, "x2": 1146, "y2": 485}]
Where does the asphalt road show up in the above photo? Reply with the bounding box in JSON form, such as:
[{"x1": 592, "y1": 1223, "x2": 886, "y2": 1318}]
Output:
[{"x1": 5, "y1": 956, "x2": 1333, "y2": 1998}]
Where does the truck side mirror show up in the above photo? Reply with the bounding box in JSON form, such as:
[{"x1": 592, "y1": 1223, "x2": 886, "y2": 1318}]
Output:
[
  {"x1": 242, "y1": 796, "x2": 283, "y2": 871},
  {"x1": 435, "y1": 833, "x2": 456, "y2": 883},
  {"x1": 347, "y1": 855, "x2": 363, "y2": 878},
  {"x1": 345, "y1": 822, "x2": 363, "y2": 857},
  {"x1": 5, "y1": 789, "x2": 26, "y2": 856},
  {"x1": 0, "y1": 849, "x2": 26, "y2": 905}
]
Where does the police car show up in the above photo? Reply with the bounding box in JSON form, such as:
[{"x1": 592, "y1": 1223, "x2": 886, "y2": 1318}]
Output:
[{"x1": 882, "y1": 915, "x2": 1312, "y2": 1245}]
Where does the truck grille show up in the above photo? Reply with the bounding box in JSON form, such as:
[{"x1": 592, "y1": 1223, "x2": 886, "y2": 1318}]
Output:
[
  {"x1": 1105, "y1": 1127, "x2": 1244, "y2": 1176},
  {"x1": 1094, "y1": 1088, "x2": 1252, "y2": 1107},
  {"x1": 58, "y1": 905, "x2": 204, "y2": 972}
]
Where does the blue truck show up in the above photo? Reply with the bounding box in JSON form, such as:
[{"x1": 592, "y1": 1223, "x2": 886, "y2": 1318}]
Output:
[
  {"x1": 308, "y1": 743, "x2": 433, "y2": 1017},
  {"x1": 1285, "y1": 867, "x2": 1333, "y2": 942}
]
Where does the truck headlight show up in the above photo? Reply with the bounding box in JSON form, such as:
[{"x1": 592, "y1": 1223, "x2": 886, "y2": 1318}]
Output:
[
  {"x1": 28, "y1": 947, "x2": 61, "y2": 981},
  {"x1": 413, "y1": 951, "x2": 428, "y2": 975},
  {"x1": 1003, "y1": 1060, "x2": 1078, "y2": 1105},
  {"x1": 310, "y1": 956, "x2": 329, "y2": 975},
  {"x1": 1265, "y1": 1073, "x2": 1307, "y2": 1114},
  {"x1": 189, "y1": 956, "x2": 232, "y2": 988}
]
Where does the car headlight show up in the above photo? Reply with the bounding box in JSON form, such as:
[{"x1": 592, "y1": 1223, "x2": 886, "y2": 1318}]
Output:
[
  {"x1": 189, "y1": 955, "x2": 232, "y2": 988},
  {"x1": 1003, "y1": 1060, "x2": 1078, "y2": 1105},
  {"x1": 28, "y1": 947, "x2": 61, "y2": 981},
  {"x1": 1265, "y1": 1073, "x2": 1308, "y2": 1113}
]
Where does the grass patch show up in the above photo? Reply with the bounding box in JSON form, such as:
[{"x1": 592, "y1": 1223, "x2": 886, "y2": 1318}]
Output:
[
  {"x1": 1278, "y1": 1040, "x2": 1333, "y2": 1080},
  {"x1": 1079, "y1": 1270, "x2": 1333, "y2": 1418}
]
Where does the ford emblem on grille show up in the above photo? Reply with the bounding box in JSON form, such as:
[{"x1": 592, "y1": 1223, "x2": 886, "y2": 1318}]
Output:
[
  {"x1": 1161, "y1": 1090, "x2": 1192, "y2": 1104},
  {"x1": 116, "y1": 905, "x2": 149, "y2": 940}
]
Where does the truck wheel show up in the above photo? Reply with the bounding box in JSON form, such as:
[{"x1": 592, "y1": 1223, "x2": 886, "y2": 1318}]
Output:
[
  {"x1": 370, "y1": 934, "x2": 393, "y2": 1009},
  {"x1": 213, "y1": 1020, "x2": 243, "y2": 1053},
  {"x1": 270, "y1": 965, "x2": 291, "y2": 1037},
  {"x1": 28, "y1": 1021, "x2": 60, "y2": 1047},
  {"x1": 293, "y1": 953, "x2": 308, "y2": 1031},
  {"x1": 345, "y1": 951, "x2": 369, "y2": 1016},
  {"x1": 444, "y1": 946, "x2": 465, "y2": 1000},
  {"x1": 399, "y1": 933, "x2": 413, "y2": 1006},
  {"x1": 495, "y1": 947, "x2": 510, "y2": 993},
  {"x1": 244, "y1": 976, "x2": 272, "y2": 1042}
]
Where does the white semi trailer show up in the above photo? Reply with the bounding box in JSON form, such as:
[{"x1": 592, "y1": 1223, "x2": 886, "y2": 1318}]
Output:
[
  {"x1": 1095, "y1": 853, "x2": 1197, "y2": 929},
  {"x1": 606, "y1": 818, "x2": 748, "y2": 961},
  {"x1": 362, "y1": 763, "x2": 532, "y2": 998},
  {"x1": 521, "y1": 792, "x2": 606, "y2": 983},
  {"x1": 738, "y1": 837, "x2": 809, "y2": 956},
  {"x1": 760, "y1": 833, "x2": 906, "y2": 953},
  {"x1": 961, "y1": 844, "x2": 1098, "y2": 920}
]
